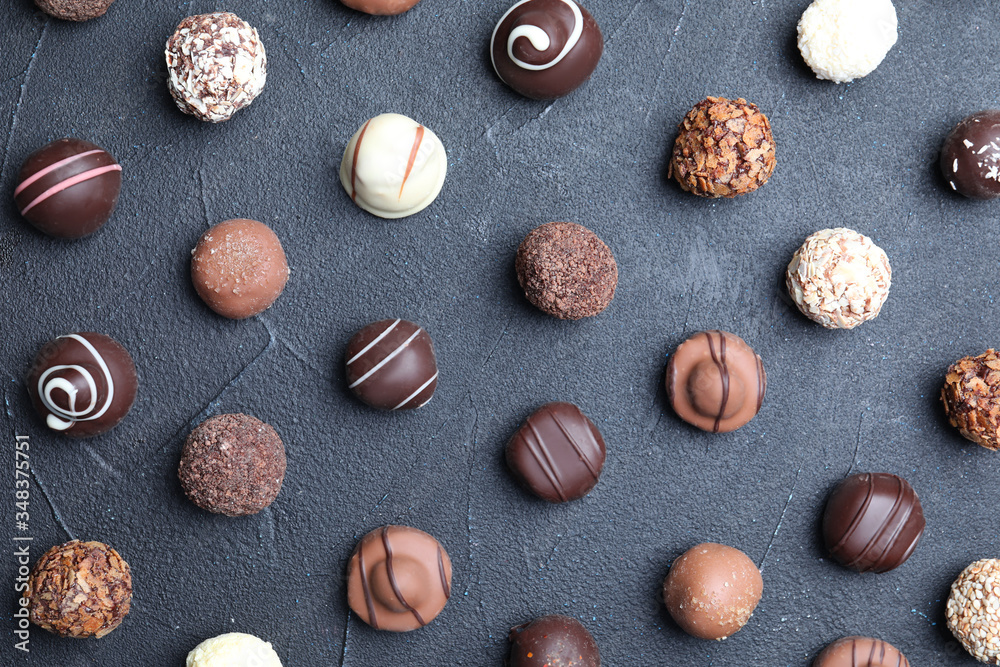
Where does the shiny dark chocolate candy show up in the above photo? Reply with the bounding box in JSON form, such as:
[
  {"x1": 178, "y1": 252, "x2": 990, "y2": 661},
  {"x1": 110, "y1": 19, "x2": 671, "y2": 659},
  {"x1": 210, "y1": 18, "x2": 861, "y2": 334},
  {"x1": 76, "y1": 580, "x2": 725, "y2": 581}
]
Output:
[
  {"x1": 15, "y1": 138, "x2": 122, "y2": 238},
  {"x1": 506, "y1": 402, "x2": 606, "y2": 503},
  {"x1": 346, "y1": 525, "x2": 452, "y2": 632},
  {"x1": 823, "y1": 472, "x2": 925, "y2": 573},
  {"x1": 508, "y1": 614, "x2": 600, "y2": 667},
  {"x1": 490, "y1": 0, "x2": 603, "y2": 100},
  {"x1": 345, "y1": 319, "x2": 438, "y2": 410},
  {"x1": 813, "y1": 636, "x2": 911, "y2": 667},
  {"x1": 26, "y1": 332, "x2": 137, "y2": 437},
  {"x1": 941, "y1": 110, "x2": 1000, "y2": 200}
]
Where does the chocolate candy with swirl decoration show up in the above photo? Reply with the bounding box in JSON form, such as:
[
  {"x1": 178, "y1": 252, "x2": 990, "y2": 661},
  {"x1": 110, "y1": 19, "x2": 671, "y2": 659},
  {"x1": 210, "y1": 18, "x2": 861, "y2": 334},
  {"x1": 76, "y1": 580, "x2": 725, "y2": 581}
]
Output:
[
  {"x1": 813, "y1": 636, "x2": 911, "y2": 667},
  {"x1": 27, "y1": 333, "x2": 138, "y2": 437},
  {"x1": 490, "y1": 0, "x2": 603, "y2": 100},
  {"x1": 346, "y1": 525, "x2": 452, "y2": 632}
]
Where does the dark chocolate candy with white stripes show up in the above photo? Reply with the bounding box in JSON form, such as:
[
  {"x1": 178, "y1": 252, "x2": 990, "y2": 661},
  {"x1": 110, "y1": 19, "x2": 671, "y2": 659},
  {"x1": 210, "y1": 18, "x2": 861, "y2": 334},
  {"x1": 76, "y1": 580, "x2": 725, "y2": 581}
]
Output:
[
  {"x1": 345, "y1": 525, "x2": 452, "y2": 632},
  {"x1": 345, "y1": 319, "x2": 438, "y2": 410},
  {"x1": 505, "y1": 402, "x2": 606, "y2": 503},
  {"x1": 15, "y1": 138, "x2": 122, "y2": 238},
  {"x1": 666, "y1": 330, "x2": 766, "y2": 433},
  {"x1": 813, "y1": 636, "x2": 911, "y2": 667},
  {"x1": 822, "y1": 472, "x2": 925, "y2": 573}
]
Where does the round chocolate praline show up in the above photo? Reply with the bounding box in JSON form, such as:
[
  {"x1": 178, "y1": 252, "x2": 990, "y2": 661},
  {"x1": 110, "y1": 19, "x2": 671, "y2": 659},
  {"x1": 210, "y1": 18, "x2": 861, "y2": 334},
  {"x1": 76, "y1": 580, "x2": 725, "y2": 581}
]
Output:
[
  {"x1": 340, "y1": 0, "x2": 421, "y2": 15},
  {"x1": 33, "y1": 0, "x2": 114, "y2": 21},
  {"x1": 26, "y1": 332, "x2": 138, "y2": 437},
  {"x1": 508, "y1": 615, "x2": 600, "y2": 667},
  {"x1": 822, "y1": 472, "x2": 924, "y2": 573},
  {"x1": 942, "y1": 349, "x2": 1000, "y2": 450},
  {"x1": 14, "y1": 138, "x2": 122, "y2": 239},
  {"x1": 345, "y1": 319, "x2": 438, "y2": 410},
  {"x1": 345, "y1": 525, "x2": 452, "y2": 632},
  {"x1": 491, "y1": 0, "x2": 604, "y2": 100},
  {"x1": 941, "y1": 110, "x2": 1000, "y2": 200},
  {"x1": 813, "y1": 637, "x2": 911, "y2": 667}
]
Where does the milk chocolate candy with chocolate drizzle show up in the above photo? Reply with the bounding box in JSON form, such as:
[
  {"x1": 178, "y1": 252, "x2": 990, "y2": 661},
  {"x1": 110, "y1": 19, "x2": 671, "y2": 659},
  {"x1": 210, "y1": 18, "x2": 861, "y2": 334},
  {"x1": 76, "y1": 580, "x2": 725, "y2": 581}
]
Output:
[
  {"x1": 813, "y1": 636, "x2": 911, "y2": 667},
  {"x1": 346, "y1": 525, "x2": 452, "y2": 632},
  {"x1": 822, "y1": 472, "x2": 925, "y2": 573},
  {"x1": 666, "y1": 330, "x2": 766, "y2": 433}
]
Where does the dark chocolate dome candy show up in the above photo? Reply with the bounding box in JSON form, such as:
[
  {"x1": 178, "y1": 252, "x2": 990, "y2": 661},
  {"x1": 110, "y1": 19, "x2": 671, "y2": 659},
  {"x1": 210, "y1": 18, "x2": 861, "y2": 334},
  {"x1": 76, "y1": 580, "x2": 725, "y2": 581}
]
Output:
[
  {"x1": 490, "y1": 0, "x2": 603, "y2": 100},
  {"x1": 26, "y1": 333, "x2": 137, "y2": 437},
  {"x1": 15, "y1": 138, "x2": 122, "y2": 239},
  {"x1": 345, "y1": 319, "x2": 438, "y2": 410},
  {"x1": 822, "y1": 472, "x2": 925, "y2": 573},
  {"x1": 506, "y1": 402, "x2": 606, "y2": 502},
  {"x1": 941, "y1": 110, "x2": 1000, "y2": 200},
  {"x1": 813, "y1": 636, "x2": 911, "y2": 667},
  {"x1": 508, "y1": 615, "x2": 600, "y2": 667}
]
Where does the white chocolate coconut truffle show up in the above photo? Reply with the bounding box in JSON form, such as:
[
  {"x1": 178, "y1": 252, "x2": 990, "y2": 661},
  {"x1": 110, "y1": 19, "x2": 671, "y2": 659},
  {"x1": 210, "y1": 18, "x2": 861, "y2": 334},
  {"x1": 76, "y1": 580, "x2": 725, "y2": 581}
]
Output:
[
  {"x1": 339, "y1": 113, "x2": 448, "y2": 219},
  {"x1": 797, "y1": 0, "x2": 897, "y2": 83},
  {"x1": 786, "y1": 228, "x2": 891, "y2": 329},
  {"x1": 166, "y1": 13, "x2": 267, "y2": 123},
  {"x1": 186, "y1": 632, "x2": 282, "y2": 667}
]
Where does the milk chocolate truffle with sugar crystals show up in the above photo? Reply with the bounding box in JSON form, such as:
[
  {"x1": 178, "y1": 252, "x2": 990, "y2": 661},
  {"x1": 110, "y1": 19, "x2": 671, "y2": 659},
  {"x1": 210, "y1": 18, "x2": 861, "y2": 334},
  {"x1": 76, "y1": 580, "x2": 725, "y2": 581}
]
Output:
[
  {"x1": 191, "y1": 219, "x2": 290, "y2": 319},
  {"x1": 490, "y1": 0, "x2": 604, "y2": 100},
  {"x1": 508, "y1": 614, "x2": 601, "y2": 667},
  {"x1": 166, "y1": 12, "x2": 267, "y2": 123},
  {"x1": 669, "y1": 97, "x2": 775, "y2": 198},
  {"x1": 941, "y1": 110, "x2": 1000, "y2": 200},
  {"x1": 27, "y1": 332, "x2": 137, "y2": 437},
  {"x1": 666, "y1": 330, "x2": 765, "y2": 433},
  {"x1": 506, "y1": 402, "x2": 606, "y2": 503},
  {"x1": 822, "y1": 472, "x2": 924, "y2": 573},
  {"x1": 340, "y1": 0, "x2": 421, "y2": 15},
  {"x1": 179, "y1": 414, "x2": 286, "y2": 516},
  {"x1": 33, "y1": 0, "x2": 114, "y2": 21},
  {"x1": 346, "y1": 525, "x2": 452, "y2": 632},
  {"x1": 947, "y1": 558, "x2": 1000, "y2": 664},
  {"x1": 515, "y1": 221, "x2": 617, "y2": 319},
  {"x1": 345, "y1": 319, "x2": 439, "y2": 410},
  {"x1": 15, "y1": 138, "x2": 122, "y2": 239},
  {"x1": 340, "y1": 113, "x2": 447, "y2": 218},
  {"x1": 942, "y1": 349, "x2": 1000, "y2": 450},
  {"x1": 813, "y1": 637, "x2": 911, "y2": 667},
  {"x1": 25, "y1": 540, "x2": 132, "y2": 639},
  {"x1": 663, "y1": 542, "x2": 763, "y2": 640}
]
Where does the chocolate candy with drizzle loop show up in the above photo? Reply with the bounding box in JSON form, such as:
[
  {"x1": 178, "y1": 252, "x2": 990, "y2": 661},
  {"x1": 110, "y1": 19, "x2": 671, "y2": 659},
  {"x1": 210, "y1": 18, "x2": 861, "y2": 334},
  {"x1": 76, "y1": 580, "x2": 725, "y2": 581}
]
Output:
[
  {"x1": 813, "y1": 636, "x2": 911, "y2": 667},
  {"x1": 345, "y1": 319, "x2": 438, "y2": 410}
]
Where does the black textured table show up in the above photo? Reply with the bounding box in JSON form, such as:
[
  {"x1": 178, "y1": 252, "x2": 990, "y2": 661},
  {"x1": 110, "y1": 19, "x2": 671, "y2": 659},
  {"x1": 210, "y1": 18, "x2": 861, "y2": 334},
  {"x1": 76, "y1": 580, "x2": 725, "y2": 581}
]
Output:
[{"x1": 2, "y1": 0, "x2": 999, "y2": 664}]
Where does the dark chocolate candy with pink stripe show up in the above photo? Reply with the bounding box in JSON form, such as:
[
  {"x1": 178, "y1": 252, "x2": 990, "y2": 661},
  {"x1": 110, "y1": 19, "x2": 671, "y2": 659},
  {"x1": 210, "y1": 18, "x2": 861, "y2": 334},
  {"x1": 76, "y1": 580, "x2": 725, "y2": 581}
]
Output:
[
  {"x1": 506, "y1": 401, "x2": 606, "y2": 502},
  {"x1": 15, "y1": 138, "x2": 122, "y2": 239},
  {"x1": 345, "y1": 318, "x2": 438, "y2": 410}
]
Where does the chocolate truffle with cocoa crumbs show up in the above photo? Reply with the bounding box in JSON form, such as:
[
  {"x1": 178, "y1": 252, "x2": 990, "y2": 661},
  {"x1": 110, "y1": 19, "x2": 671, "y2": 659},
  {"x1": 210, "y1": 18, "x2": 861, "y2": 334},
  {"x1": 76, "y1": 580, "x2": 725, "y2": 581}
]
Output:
[
  {"x1": 26, "y1": 540, "x2": 132, "y2": 639},
  {"x1": 515, "y1": 222, "x2": 617, "y2": 320},
  {"x1": 669, "y1": 97, "x2": 775, "y2": 198},
  {"x1": 179, "y1": 413, "x2": 286, "y2": 516},
  {"x1": 33, "y1": 0, "x2": 114, "y2": 21},
  {"x1": 942, "y1": 350, "x2": 1000, "y2": 451}
]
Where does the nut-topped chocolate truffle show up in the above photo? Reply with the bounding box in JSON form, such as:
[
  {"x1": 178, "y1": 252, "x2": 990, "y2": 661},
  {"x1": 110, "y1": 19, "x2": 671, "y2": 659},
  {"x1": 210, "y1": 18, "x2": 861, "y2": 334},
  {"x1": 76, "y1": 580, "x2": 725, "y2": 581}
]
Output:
[
  {"x1": 669, "y1": 97, "x2": 775, "y2": 198},
  {"x1": 508, "y1": 614, "x2": 600, "y2": 666},
  {"x1": 822, "y1": 472, "x2": 924, "y2": 573},
  {"x1": 345, "y1": 319, "x2": 438, "y2": 410},
  {"x1": 941, "y1": 110, "x2": 1000, "y2": 200},
  {"x1": 346, "y1": 525, "x2": 452, "y2": 632},
  {"x1": 813, "y1": 637, "x2": 911, "y2": 667},
  {"x1": 490, "y1": 0, "x2": 604, "y2": 100},
  {"x1": 942, "y1": 349, "x2": 1000, "y2": 450},
  {"x1": 25, "y1": 540, "x2": 132, "y2": 638},
  {"x1": 666, "y1": 330, "x2": 765, "y2": 433},
  {"x1": 27, "y1": 332, "x2": 138, "y2": 437},
  {"x1": 947, "y1": 559, "x2": 1000, "y2": 664}
]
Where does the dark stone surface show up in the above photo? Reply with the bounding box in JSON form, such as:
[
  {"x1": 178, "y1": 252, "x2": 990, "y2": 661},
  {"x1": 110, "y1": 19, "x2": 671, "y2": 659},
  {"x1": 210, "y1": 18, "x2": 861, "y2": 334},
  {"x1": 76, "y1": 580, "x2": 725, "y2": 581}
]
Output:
[{"x1": 1, "y1": 0, "x2": 998, "y2": 664}]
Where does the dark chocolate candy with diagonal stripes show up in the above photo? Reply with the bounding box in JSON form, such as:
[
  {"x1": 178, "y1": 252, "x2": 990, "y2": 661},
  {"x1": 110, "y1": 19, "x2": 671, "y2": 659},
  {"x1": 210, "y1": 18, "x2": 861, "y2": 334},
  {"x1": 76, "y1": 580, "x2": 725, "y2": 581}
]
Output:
[
  {"x1": 505, "y1": 402, "x2": 606, "y2": 503},
  {"x1": 345, "y1": 525, "x2": 452, "y2": 632},
  {"x1": 813, "y1": 636, "x2": 911, "y2": 667},
  {"x1": 822, "y1": 472, "x2": 925, "y2": 573},
  {"x1": 345, "y1": 319, "x2": 438, "y2": 410}
]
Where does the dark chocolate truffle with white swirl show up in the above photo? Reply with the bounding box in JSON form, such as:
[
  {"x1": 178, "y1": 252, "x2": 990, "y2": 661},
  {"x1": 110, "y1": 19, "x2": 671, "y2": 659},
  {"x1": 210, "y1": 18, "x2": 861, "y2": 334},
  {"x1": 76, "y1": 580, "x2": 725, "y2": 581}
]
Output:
[
  {"x1": 346, "y1": 525, "x2": 452, "y2": 632},
  {"x1": 345, "y1": 319, "x2": 438, "y2": 410},
  {"x1": 822, "y1": 472, "x2": 924, "y2": 573},
  {"x1": 940, "y1": 110, "x2": 1000, "y2": 200},
  {"x1": 15, "y1": 138, "x2": 122, "y2": 239},
  {"x1": 490, "y1": 0, "x2": 603, "y2": 100},
  {"x1": 506, "y1": 402, "x2": 606, "y2": 503},
  {"x1": 508, "y1": 615, "x2": 600, "y2": 667},
  {"x1": 813, "y1": 637, "x2": 911, "y2": 667},
  {"x1": 666, "y1": 330, "x2": 766, "y2": 433},
  {"x1": 27, "y1": 333, "x2": 138, "y2": 437}
]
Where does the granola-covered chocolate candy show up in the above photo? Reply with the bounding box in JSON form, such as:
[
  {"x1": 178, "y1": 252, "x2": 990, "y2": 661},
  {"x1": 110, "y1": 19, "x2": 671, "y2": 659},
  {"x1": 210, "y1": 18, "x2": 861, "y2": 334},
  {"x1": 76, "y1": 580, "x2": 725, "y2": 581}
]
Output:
[
  {"x1": 942, "y1": 350, "x2": 1000, "y2": 450},
  {"x1": 508, "y1": 615, "x2": 601, "y2": 667},
  {"x1": 25, "y1": 540, "x2": 132, "y2": 638},
  {"x1": 165, "y1": 12, "x2": 267, "y2": 123},
  {"x1": 813, "y1": 637, "x2": 911, "y2": 667},
  {"x1": 947, "y1": 559, "x2": 1000, "y2": 664},
  {"x1": 941, "y1": 110, "x2": 1000, "y2": 200},
  {"x1": 669, "y1": 97, "x2": 775, "y2": 198}
]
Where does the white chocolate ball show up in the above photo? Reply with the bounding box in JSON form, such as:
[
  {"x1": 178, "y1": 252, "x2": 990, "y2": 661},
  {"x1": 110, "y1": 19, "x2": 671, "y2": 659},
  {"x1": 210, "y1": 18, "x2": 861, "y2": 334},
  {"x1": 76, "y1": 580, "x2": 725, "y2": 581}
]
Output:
[
  {"x1": 797, "y1": 0, "x2": 897, "y2": 83},
  {"x1": 186, "y1": 632, "x2": 282, "y2": 667}
]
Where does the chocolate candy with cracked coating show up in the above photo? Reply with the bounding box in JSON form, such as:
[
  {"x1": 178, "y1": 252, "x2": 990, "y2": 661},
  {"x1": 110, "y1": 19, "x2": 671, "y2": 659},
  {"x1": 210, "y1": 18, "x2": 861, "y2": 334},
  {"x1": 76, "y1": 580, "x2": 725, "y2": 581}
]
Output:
[
  {"x1": 813, "y1": 636, "x2": 910, "y2": 667},
  {"x1": 345, "y1": 319, "x2": 438, "y2": 410}
]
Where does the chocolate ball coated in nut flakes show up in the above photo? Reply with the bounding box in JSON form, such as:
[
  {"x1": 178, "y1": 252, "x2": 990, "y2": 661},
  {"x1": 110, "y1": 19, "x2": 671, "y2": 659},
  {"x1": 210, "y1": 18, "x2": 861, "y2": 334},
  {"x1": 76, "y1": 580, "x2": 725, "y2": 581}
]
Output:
[
  {"x1": 942, "y1": 349, "x2": 1000, "y2": 451},
  {"x1": 165, "y1": 13, "x2": 267, "y2": 123},
  {"x1": 669, "y1": 97, "x2": 775, "y2": 198},
  {"x1": 25, "y1": 540, "x2": 132, "y2": 639},
  {"x1": 515, "y1": 222, "x2": 617, "y2": 320},
  {"x1": 947, "y1": 559, "x2": 1000, "y2": 664},
  {"x1": 179, "y1": 414, "x2": 286, "y2": 516},
  {"x1": 33, "y1": 0, "x2": 114, "y2": 21}
]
